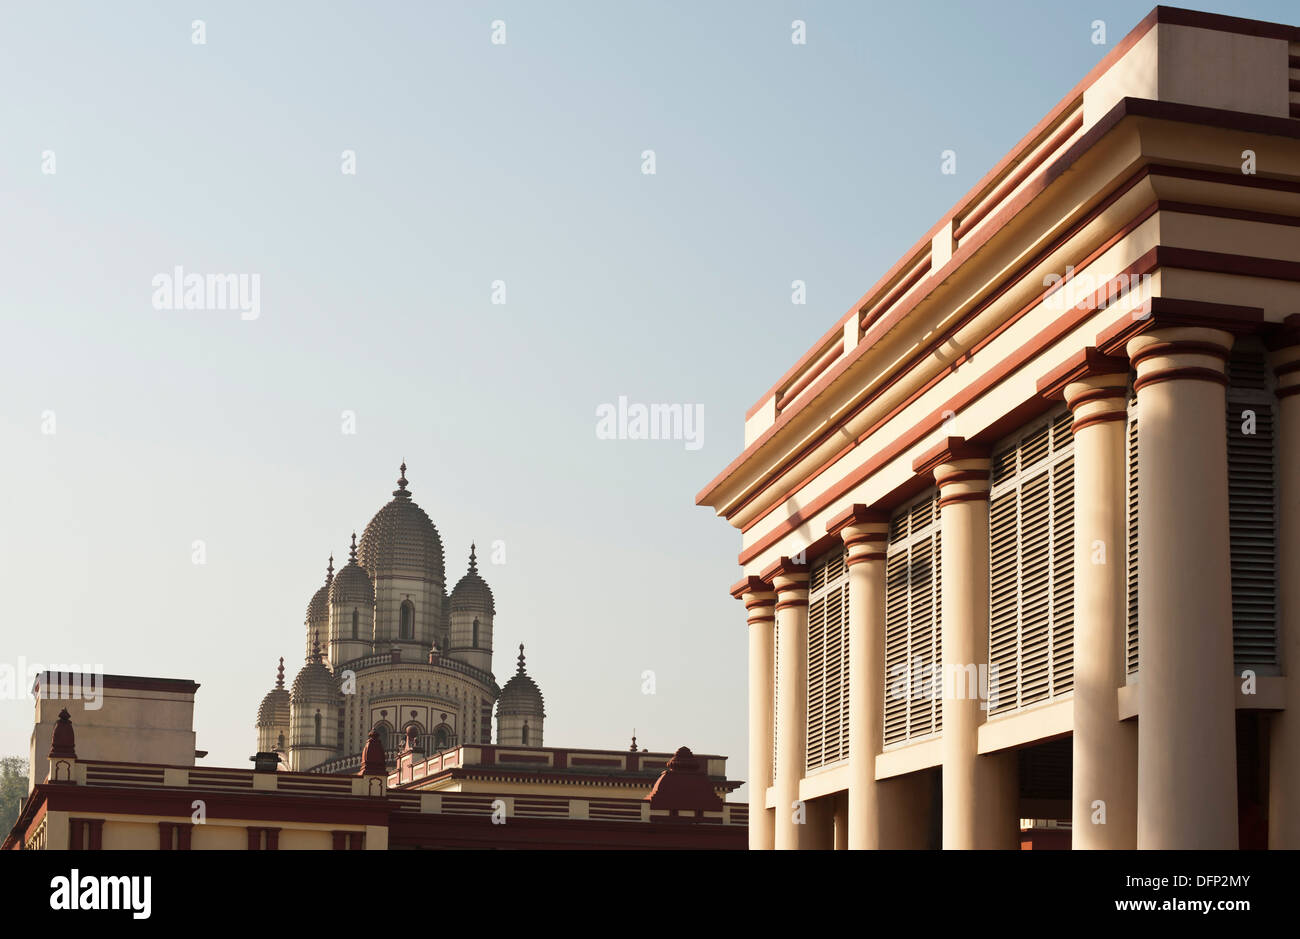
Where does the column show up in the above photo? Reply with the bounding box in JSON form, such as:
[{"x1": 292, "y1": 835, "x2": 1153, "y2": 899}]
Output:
[
  {"x1": 1127, "y1": 327, "x2": 1238, "y2": 848},
  {"x1": 832, "y1": 793, "x2": 849, "y2": 849},
  {"x1": 734, "y1": 576, "x2": 776, "y2": 850},
  {"x1": 829, "y1": 506, "x2": 890, "y2": 849},
  {"x1": 922, "y1": 441, "x2": 1018, "y2": 849},
  {"x1": 770, "y1": 557, "x2": 810, "y2": 850},
  {"x1": 1053, "y1": 355, "x2": 1138, "y2": 847},
  {"x1": 1269, "y1": 324, "x2": 1300, "y2": 848}
]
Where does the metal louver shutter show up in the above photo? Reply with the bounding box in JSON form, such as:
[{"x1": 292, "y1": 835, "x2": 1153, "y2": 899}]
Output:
[
  {"x1": 987, "y1": 410, "x2": 1075, "y2": 714},
  {"x1": 1126, "y1": 398, "x2": 1139, "y2": 676},
  {"x1": 807, "y1": 548, "x2": 849, "y2": 771},
  {"x1": 883, "y1": 492, "x2": 942, "y2": 746},
  {"x1": 1227, "y1": 344, "x2": 1278, "y2": 668}
]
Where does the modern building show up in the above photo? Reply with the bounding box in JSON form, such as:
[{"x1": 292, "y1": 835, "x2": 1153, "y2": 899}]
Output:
[
  {"x1": 697, "y1": 6, "x2": 1300, "y2": 850},
  {"x1": 255, "y1": 462, "x2": 547, "y2": 772}
]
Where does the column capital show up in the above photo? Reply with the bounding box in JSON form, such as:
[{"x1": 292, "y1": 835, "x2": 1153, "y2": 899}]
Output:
[
  {"x1": 1035, "y1": 347, "x2": 1130, "y2": 400},
  {"x1": 1267, "y1": 314, "x2": 1300, "y2": 401},
  {"x1": 1127, "y1": 327, "x2": 1234, "y2": 393},
  {"x1": 828, "y1": 506, "x2": 890, "y2": 567},
  {"x1": 731, "y1": 576, "x2": 777, "y2": 625},
  {"x1": 911, "y1": 436, "x2": 990, "y2": 477},
  {"x1": 761, "y1": 556, "x2": 809, "y2": 609},
  {"x1": 1095, "y1": 297, "x2": 1264, "y2": 357}
]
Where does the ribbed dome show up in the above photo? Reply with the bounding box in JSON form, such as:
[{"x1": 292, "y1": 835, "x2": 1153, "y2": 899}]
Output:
[
  {"x1": 257, "y1": 658, "x2": 291, "y2": 727},
  {"x1": 451, "y1": 544, "x2": 494, "y2": 614},
  {"x1": 291, "y1": 641, "x2": 339, "y2": 703},
  {"x1": 305, "y1": 557, "x2": 334, "y2": 623},
  {"x1": 330, "y1": 533, "x2": 375, "y2": 606},
  {"x1": 358, "y1": 463, "x2": 444, "y2": 582},
  {"x1": 497, "y1": 645, "x2": 545, "y2": 717}
]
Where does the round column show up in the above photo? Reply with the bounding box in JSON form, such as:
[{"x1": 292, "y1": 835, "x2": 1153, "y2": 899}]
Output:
[
  {"x1": 837, "y1": 513, "x2": 889, "y2": 849},
  {"x1": 738, "y1": 579, "x2": 777, "y2": 850},
  {"x1": 771, "y1": 559, "x2": 810, "y2": 850},
  {"x1": 935, "y1": 454, "x2": 1019, "y2": 849},
  {"x1": 1127, "y1": 326, "x2": 1238, "y2": 849},
  {"x1": 1064, "y1": 372, "x2": 1138, "y2": 848},
  {"x1": 1269, "y1": 334, "x2": 1300, "y2": 848}
]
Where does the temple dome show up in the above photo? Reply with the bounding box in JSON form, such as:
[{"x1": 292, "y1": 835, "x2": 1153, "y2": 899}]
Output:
[
  {"x1": 497, "y1": 645, "x2": 545, "y2": 717},
  {"x1": 291, "y1": 640, "x2": 339, "y2": 703},
  {"x1": 330, "y1": 533, "x2": 375, "y2": 606},
  {"x1": 305, "y1": 556, "x2": 334, "y2": 623},
  {"x1": 257, "y1": 658, "x2": 291, "y2": 727},
  {"x1": 358, "y1": 463, "x2": 444, "y2": 583},
  {"x1": 450, "y1": 544, "x2": 494, "y2": 614}
]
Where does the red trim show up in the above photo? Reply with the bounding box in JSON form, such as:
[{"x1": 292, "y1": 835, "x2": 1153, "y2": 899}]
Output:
[
  {"x1": 1133, "y1": 366, "x2": 1228, "y2": 391},
  {"x1": 1071, "y1": 412, "x2": 1129, "y2": 433}
]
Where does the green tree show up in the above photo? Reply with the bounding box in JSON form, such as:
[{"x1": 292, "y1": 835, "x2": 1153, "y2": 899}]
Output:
[{"x1": 0, "y1": 756, "x2": 28, "y2": 837}]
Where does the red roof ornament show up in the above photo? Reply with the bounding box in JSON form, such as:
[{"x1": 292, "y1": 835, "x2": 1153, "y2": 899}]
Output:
[
  {"x1": 360, "y1": 726, "x2": 387, "y2": 776},
  {"x1": 48, "y1": 708, "x2": 77, "y2": 759},
  {"x1": 644, "y1": 746, "x2": 722, "y2": 813}
]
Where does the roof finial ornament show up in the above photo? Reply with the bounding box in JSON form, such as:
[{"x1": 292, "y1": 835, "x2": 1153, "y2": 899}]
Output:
[
  {"x1": 275, "y1": 657, "x2": 285, "y2": 689},
  {"x1": 394, "y1": 461, "x2": 410, "y2": 498},
  {"x1": 630, "y1": 730, "x2": 637, "y2": 752},
  {"x1": 311, "y1": 631, "x2": 322, "y2": 662},
  {"x1": 469, "y1": 542, "x2": 477, "y2": 574},
  {"x1": 326, "y1": 554, "x2": 335, "y2": 584},
  {"x1": 517, "y1": 643, "x2": 526, "y2": 674},
  {"x1": 349, "y1": 532, "x2": 358, "y2": 562}
]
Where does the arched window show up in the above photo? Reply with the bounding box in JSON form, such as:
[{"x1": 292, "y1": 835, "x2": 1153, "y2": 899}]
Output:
[
  {"x1": 375, "y1": 722, "x2": 391, "y2": 751},
  {"x1": 352, "y1": 609, "x2": 359, "y2": 639},
  {"x1": 433, "y1": 724, "x2": 450, "y2": 751},
  {"x1": 400, "y1": 600, "x2": 415, "y2": 640},
  {"x1": 472, "y1": 618, "x2": 479, "y2": 649},
  {"x1": 314, "y1": 711, "x2": 322, "y2": 746},
  {"x1": 522, "y1": 721, "x2": 530, "y2": 746},
  {"x1": 276, "y1": 732, "x2": 284, "y2": 751}
]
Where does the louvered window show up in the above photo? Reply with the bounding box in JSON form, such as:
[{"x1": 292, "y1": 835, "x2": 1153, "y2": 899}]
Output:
[
  {"x1": 1126, "y1": 393, "x2": 1139, "y2": 678},
  {"x1": 1227, "y1": 340, "x2": 1278, "y2": 670},
  {"x1": 806, "y1": 547, "x2": 849, "y2": 771},
  {"x1": 987, "y1": 410, "x2": 1075, "y2": 714},
  {"x1": 883, "y1": 491, "x2": 942, "y2": 747}
]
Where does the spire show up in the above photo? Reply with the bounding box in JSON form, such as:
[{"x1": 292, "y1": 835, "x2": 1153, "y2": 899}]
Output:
[
  {"x1": 349, "y1": 532, "x2": 358, "y2": 562},
  {"x1": 468, "y1": 543, "x2": 478, "y2": 575},
  {"x1": 275, "y1": 657, "x2": 285, "y2": 689},
  {"x1": 311, "y1": 631, "x2": 322, "y2": 662},
  {"x1": 326, "y1": 554, "x2": 335, "y2": 584},
  {"x1": 516, "y1": 643, "x2": 526, "y2": 674},
  {"x1": 393, "y1": 461, "x2": 410, "y2": 498}
]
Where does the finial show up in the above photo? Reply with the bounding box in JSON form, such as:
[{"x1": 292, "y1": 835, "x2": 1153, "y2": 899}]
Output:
[
  {"x1": 275, "y1": 657, "x2": 285, "y2": 689},
  {"x1": 349, "y1": 532, "x2": 358, "y2": 562},
  {"x1": 468, "y1": 543, "x2": 477, "y2": 574},
  {"x1": 517, "y1": 643, "x2": 526, "y2": 674},
  {"x1": 326, "y1": 554, "x2": 334, "y2": 584},
  {"x1": 630, "y1": 730, "x2": 637, "y2": 752},
  {"x1": 394, "y1": 461, "x2": 410, "y2": 498},
  {"x1": 311, "y1": 631, "x2": 322, "y2": 661}
]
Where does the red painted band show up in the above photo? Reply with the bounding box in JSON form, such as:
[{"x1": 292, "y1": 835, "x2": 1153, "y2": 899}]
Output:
[
  {"x1": 1133, "y1": 366, "x2": 1228, "y2": 391},
  {"x1": 1071, "y1": 412, "x2": 1129, "y2": 433}
]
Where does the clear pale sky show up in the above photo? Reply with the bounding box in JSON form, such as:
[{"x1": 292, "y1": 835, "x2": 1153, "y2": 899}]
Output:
[{"x1": 2, "y1": 1, "x2": 1293, "y2": 798}]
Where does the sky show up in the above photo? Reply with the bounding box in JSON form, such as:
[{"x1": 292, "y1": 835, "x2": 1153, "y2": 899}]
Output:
[{"x1": 2, "y1": 0, "x2": 1295, "y2": 800}]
